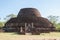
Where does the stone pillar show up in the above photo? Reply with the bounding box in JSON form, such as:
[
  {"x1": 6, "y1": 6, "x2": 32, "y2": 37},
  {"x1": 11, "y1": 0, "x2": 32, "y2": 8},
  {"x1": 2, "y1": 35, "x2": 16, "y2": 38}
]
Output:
[
  {"x1": 25, "y1": 23, "x2": 27, "y2": 34},
  {"x1": 20, "y1": 26, "x2": 23, "y2": 32}
]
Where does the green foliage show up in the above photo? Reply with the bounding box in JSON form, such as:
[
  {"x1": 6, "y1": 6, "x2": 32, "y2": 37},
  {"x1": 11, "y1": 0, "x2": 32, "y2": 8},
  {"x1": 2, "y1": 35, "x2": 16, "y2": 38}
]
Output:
[
  {"x1": 4, "y1": 14, "x2": 17, "y2": 21},
  {"x1": 47, "y1": 15, "x2": 60, "y2": 31},
  {"x1": 56, "y1": 23, "x2": 60, "y2": 31},
  {"x1": 48, "y1": 15, "x2": 59, "y2": 23},
  {"x1": 0, "y1": 22, "x2": 4, "y2": 27},
  {"x1": 48, "y1": 15, "x2": 59, "y2": 27},
  {"x1": 0, "y1": 14, "x2": 17, "y2": 28},
  {"x1": 6, "y1": 14, "x2": 17, "y2": 18}
]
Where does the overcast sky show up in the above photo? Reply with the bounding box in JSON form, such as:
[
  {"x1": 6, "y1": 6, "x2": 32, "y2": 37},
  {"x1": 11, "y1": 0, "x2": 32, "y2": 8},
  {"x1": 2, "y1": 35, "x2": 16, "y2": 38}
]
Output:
[{"x1": 0, "y1": 0, "x2": 60, "y2": 21}]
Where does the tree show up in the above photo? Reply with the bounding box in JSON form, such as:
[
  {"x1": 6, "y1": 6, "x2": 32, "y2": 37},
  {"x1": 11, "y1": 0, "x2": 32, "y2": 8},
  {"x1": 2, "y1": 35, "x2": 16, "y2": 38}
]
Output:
[
  {"x1": 6, "y1": 14, "x2": 17, "y2": 18},
  {"x1": 4, "y1": 14, "x2": 17, "y2": 20},
  {"x1": 47, "y1": 15, "x2": 60, "y2": 31},
  {"x1": 0, "y1": 22, "x2": 4, "y2": 27},
  {"x1": 47, "y1": 15, "x2": 59, "y2": 26},
  {"x1": 56, "y1": 23, "x2": 60, "y2": 31}
]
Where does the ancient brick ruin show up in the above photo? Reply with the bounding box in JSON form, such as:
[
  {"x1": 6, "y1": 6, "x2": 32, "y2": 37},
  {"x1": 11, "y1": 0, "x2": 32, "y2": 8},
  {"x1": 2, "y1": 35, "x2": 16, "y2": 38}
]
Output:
[{"x1": 3, "y1": 8, "x2": 55, "y2": 35}]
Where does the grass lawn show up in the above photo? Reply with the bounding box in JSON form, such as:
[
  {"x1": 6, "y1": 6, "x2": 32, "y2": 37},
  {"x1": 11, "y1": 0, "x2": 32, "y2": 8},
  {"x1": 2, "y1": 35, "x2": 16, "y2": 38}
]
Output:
[{"x1": 0, "y1": 32, "x2": 60, "y2": 40}]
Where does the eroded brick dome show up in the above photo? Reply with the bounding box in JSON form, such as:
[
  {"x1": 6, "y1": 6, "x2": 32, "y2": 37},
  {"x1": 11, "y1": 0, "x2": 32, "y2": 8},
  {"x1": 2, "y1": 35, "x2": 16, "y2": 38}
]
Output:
[{"x1": 17, "y1": 8, "x2": 41, "y2": 17}]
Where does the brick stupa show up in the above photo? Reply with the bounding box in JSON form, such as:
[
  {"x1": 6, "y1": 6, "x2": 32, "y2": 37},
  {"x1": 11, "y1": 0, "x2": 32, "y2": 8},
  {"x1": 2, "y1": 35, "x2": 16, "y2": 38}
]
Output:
[{"x1": 3, "y1": 8, "x2": 55, "y2": 35}]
